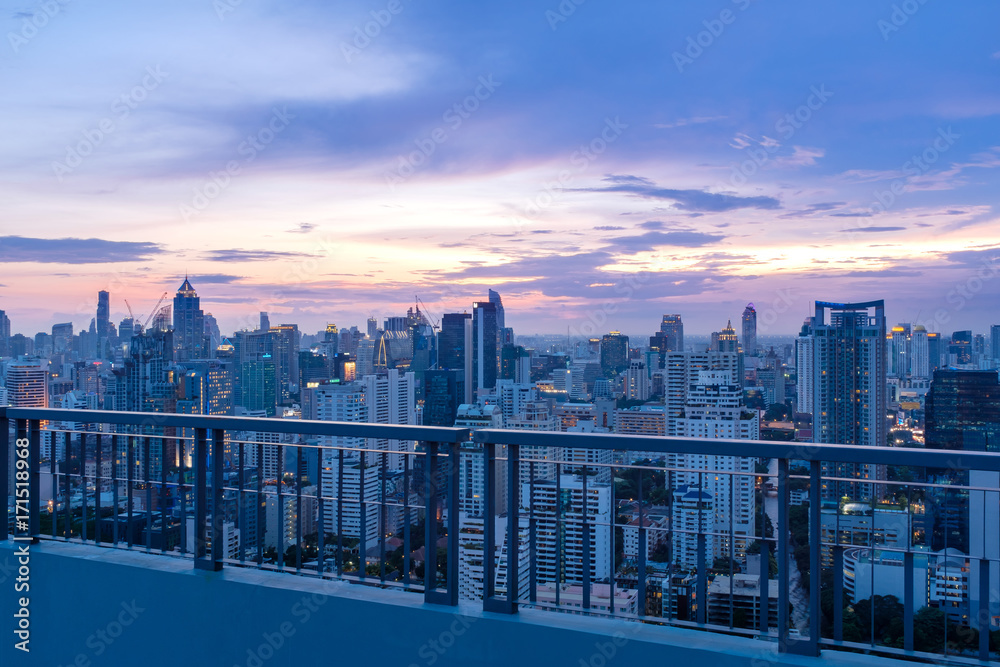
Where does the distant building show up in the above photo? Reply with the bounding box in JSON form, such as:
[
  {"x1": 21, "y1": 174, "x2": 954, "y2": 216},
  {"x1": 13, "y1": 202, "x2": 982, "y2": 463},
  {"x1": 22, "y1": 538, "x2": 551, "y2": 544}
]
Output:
[
  {"x1": 173, "y1": 277, "x2": 207, "y2": 362},
  {"x1": 741, "y1": 304, "x2": 757, "y2": 357},
  {"x1": 600, "y1": 331, "x2": 629, "y2": 379},
  {"x1": 925, "y1": 369, "x2": 1000, "y2": 451}
]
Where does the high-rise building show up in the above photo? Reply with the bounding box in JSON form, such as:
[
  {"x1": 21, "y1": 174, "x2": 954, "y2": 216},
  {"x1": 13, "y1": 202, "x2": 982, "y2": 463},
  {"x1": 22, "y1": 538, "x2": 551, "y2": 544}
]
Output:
[
  {"x1": 5, "y1": 359, "x2": 49, "y2": 407},
  {"x1": 991, "y1": 325, "x2": 1000, "y2": 363},
  {"x1": 269, "y1": 324, "x2": 300, "y2": 404},
  {"x1": 665, "y1": 350, "x2": 741, "y2": 436},
  {"x1": 51, "y1": 322, "x2": 73, "y2": 355},
  {"x1": 173, "y1": 277, "x2": 206, "y2": 362},
  {"x1": 0, "y1": 310, "x2": 10, "y2": 357},
  {"x1": 741, "y1": 303, "x2": 757, "y2": 357},
  {"x1": 950, "y1": 330, "x2": 973, "y2": 365},
  {"x1": 524, "y1": 475, "x2": 612, "y2": 585},
  {"x1": 599, "y1": 331, "x2": 629, "y2": 379},
  {"x1": 367, "y1": 317, "x2": 378, "y2": 339},
  {"x1": 500, "y1": 344, "x2": 530, "y2": 383},
  {"x1": 423, "y1": 369, "x2": 464, "y2": 427},
  {"x1": 235, "y1": 330, "x2": 278, "y2": 416},
  {"x1": 96, "y1": 290, "x2": 111, "y2": 358},
  {"x1": 472, "y1": 300, "x2": 498, "y2": 396},
  {"x1": 439, "y1": 313, "x2": 471, "y2": 373},
  {"x1": 757, "y1": 348, "x2": 785, "y2": 406},
  {"x1": 204, "y1": 313, "x2": 221, "y2": 355},
  {"x1": 925, "y1": 370, "x2": 1000, "y2": 452},
  {"x1": 803, "y1": 300, "x2": 887, "y2": 501},
  {"x1": 660, "y1": 314, "x2": 684, "y2": 353}
]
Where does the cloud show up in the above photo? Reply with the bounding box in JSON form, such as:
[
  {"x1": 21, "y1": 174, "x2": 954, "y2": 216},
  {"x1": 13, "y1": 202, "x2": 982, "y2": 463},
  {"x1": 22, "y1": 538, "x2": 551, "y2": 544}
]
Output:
[
  {"x1": 0, "y1": 236, "x2": 163, "y2": 264},
  {"x1": 605, "y1": 230, "x2": 726, "y2": 252},
  {"x1": 839, "y1": 226, "x2": 906, "y2": 233},
  {"x1": 287, "y1": 223, "x2": 316, "y2": 234},
  {"x1": 172, "y1": 273, "x2": 244, "y2": 284},
  {"x1": 593, "y1": 225, "x2": 625, "y2": 231},
  {"x1": 574, "y1": 175, "x2": 781, "y2": 212},
  {"x1": 841, "y1": 269, "x2": 923, "y2": 278},
  {"x1": 771, "y1": 146, "x2": 825, "y2": 168},
  {"x1": 653, "y1": 115, "x2": 727, "y2": 129},
  {"x1": 202, "y1": 249, "x2": 318, "y2": 262}
]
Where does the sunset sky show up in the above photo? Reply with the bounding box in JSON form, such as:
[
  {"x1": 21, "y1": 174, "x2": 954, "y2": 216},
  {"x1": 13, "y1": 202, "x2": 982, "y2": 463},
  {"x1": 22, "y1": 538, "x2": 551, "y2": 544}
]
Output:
[{"x1": 2, "y1": 0, "x2": 999, "y2": 338}]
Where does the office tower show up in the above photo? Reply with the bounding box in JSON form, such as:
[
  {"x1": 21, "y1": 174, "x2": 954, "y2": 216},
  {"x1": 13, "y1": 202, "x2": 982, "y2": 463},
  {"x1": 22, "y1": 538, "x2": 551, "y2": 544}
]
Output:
[
  {"x1": 472, "y1": 300, "x2": 498, "y2": 396},
  {"x1": 660, "y1": 314, "x2": 684, "y2": 352},
  {"x1": 804, "y1": 300, "x2": 887, "y2": 501},
  {"x1": 51, "y1": 322, "x2": 73, "y2": 355},
  {"x1": 384, "y1": 316, "x2": 407, "y2": 332},
  {"x1": 489, "y1": 289, "x2": 505, "y2": 373},
  {"x1": 270, "y1": 324, "x2": 300, "y2": 404},
  {"x1": 524, "y1": 475, "x2": 612, "y2": 585},
  {"x1": 298, "y1": 350, "x2": 328, "y2": 394},
  {"x1": 950, "y1": 330, "x2": 972, "y2": 365},
  {"x1": 910, "y1": 325, "x2": 930, "y2": 378},
  {"x1": 258, "y1": 312, "x2": 270, "y2": 331},
  {"x1": 0, "y1": 310, "x2": 9, "y2": 357},
  {"x1": 600, "y1": 331, "x2": 629, "y2": 379},
  {"x1": 991, "y1": 325, "x2": 1000, "y2": 363},
  {"x1": 757, "y1": 348, "x2": 785, "y2": 406},
  {"x1": 123, "y1": 328, "x2": 177, "y2": 478},
  {"x1": 887, "y1": 325, "x2": 908, "y2": 378},
  {"x1": 173, "y1": 277, "x2": 206, "y2": 362},
  {"x1": 204, "y1": 313, "x2": 221, "y2": 355},
  {"x1": 95, "y1": 290, "x2": 111, "y2": 358},
  {"x1": 927, "y1": 332, "x2": 943, "y2": 372},
  {"x1": 236, "y1": 330, "x2": 278, "y2": 416},
  {"x1": 741, "y1": 303, "x2": 757, "y2": 357},
  {"x1": 423, "y1": 369, "x2": 465, "y2": 427},
  {"x1": 925, "y1": 370, "x2": 1000, "y2": 451},
  {"x1": 367, "y1": 317, "x2": 378, "y2": 339},
  {"x1": 8, "y1": 334, "x2": 30, "y2": 358},
  {"x1": 439, "y1": 313, "x2": 471, "y2": 372},
  {"x1": 500, "y1": 344, "x2": 530, "y2": 383}
]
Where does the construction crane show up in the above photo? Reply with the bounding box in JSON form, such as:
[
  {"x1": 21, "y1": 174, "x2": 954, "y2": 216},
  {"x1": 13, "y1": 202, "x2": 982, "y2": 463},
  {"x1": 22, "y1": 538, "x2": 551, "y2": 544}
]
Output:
[
  {"x1": 415, "y1": 295, "x2": 440, "y2": 330},
  {"x1": 139, "y1": 292, "x2": 168, "y2": 333}
]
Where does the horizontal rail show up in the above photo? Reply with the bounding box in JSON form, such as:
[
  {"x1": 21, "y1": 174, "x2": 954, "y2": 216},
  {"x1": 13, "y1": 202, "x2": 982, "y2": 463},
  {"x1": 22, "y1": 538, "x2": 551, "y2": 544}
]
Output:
[
  {"x1": 2, "y1": 407, "x2": 471, "y2": 443},
  {"x1": 473, "y1": 428, "x2": 1000, "y2": 471}
]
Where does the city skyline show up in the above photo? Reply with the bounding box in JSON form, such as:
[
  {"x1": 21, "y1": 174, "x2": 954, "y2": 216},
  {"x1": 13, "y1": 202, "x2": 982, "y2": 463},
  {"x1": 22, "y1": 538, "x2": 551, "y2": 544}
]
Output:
[{"x1": 1, "y1": 2, "x2": 1000, "y2": 335}]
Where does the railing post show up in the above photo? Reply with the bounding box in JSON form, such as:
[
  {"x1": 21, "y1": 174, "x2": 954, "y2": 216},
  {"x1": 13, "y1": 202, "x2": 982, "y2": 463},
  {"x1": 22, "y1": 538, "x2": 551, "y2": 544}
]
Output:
[
  {"x1": 777, "y1": 458, "x2": 790, "y2": 652},
  {"x1": 446, "y1": 440, "x2": 459, "y2": 606},
  {"x1": 807, "y1": 460, "x2": 821, "y2": 654},
  {"x1": 484, "y1": 442, "x2": 499, "y2": 609},
  {"x1": 194, "y1": 428, "x2": 221, "y2": 571},
  {"x1": 506, "y1": 444, "x2": 519, "y2": 612}
]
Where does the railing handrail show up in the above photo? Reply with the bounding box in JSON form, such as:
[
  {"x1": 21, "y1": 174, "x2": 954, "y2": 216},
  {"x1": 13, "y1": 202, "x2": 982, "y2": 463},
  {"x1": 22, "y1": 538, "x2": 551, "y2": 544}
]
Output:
[
  {"x1": 474, "y1": 427, "x2": 1000, "y2": 471},
  {"x1": 1, "y1": 406, "x2": 471, "y2": 444},
  {"x1": 5, "y1": 406, "x2": 1000, "y2": 472}
]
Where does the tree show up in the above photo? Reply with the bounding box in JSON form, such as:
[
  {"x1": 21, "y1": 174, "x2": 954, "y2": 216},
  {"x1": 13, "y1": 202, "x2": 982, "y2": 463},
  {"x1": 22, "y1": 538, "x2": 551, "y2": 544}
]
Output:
[
  {"x1": 764, "y1": 403, "x2": 789, "y2": 421},
  {"x1": 648, "y1": 540, "x2": 669, "y2": 563},
  {"x1": 912, "y1": 606, "x2": 946, "y2": 653}
]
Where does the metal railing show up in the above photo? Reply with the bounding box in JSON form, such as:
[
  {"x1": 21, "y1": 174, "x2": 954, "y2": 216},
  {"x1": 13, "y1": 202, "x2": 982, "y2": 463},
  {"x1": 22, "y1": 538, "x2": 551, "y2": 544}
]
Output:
[{"x1": 3, "y1": 406, "x2": 1000, "y2": 664}]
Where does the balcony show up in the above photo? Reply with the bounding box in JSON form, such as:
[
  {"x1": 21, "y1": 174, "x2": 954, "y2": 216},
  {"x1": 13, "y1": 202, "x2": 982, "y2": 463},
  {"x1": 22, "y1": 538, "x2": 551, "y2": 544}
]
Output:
[{"x1": 2, "y1": 406, "x2": 999, "y2": 666}]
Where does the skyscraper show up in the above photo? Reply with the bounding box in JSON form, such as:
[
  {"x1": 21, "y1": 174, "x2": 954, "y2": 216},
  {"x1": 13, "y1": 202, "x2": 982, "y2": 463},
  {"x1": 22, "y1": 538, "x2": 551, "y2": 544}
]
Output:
[
  {"x1": 173, "y1": 277, "x2": 206, "y2": 362},
  {"x1": 925, "y1": 369, "x2": 1000, "y2": 452},
  {"x1": 5, "y1": 359, "x2": 49, "y2": 407},
  {"x1": 950, "y1": 330, "x2": 972, "y2": 365},
  {"x1": 599, "y1": 331, "x2": 629, "y2": 379},
  {"x1": 991, "y1": 325, "x2": 1000, "y2": 363},
  {"x1": 96, "y1": 290, "x2": 111, "y2": 358},
  {"x1": 660, "y1": 314, "x2": 684, "y2": 353},
  {"x1": 0, "y1": 309, "x2": 10, "y2": 357},
  {"x1": 741, "y1": 303, "x2": 757, "y2": 357},
  {"x1": 439, "y1": 313, "x2": 471, "y2": 373},
  {"x1": 472, "y1": 300, "x2": 498, "y2": 396},
  {"x1": 803, "y1": 300, "x2": 887, "y2": 501}
]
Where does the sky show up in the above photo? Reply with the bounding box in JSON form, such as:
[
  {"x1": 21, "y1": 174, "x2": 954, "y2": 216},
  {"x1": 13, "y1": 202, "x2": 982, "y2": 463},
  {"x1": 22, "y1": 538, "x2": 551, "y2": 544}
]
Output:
[{"x1": 1, "y1": 0, "x2": 999, "y2": 339}]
